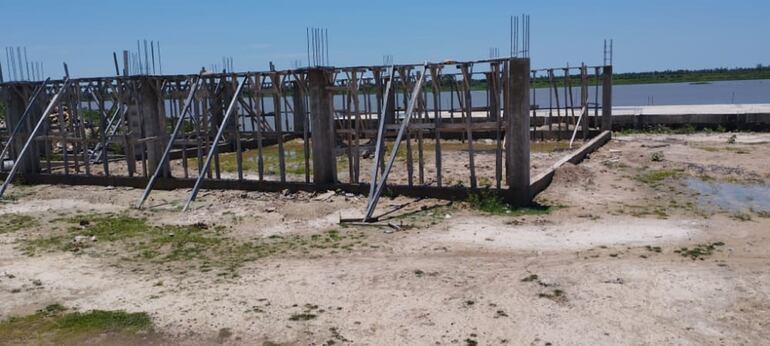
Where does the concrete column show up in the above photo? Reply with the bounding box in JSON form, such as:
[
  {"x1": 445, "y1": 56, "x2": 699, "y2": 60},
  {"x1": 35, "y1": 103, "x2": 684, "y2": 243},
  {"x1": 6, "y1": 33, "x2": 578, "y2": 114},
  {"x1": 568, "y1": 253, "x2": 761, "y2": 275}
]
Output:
[
  {"x1": 601, "y1": 65, "x2": 613, "y2": 131},
  {"x1": 292, "y1": 81, "x2": 306, "y2": 133},
  {"x1": 384, "y1": 77, "x2": 396, "y2": 124},
  {"x1": 5, "y1": 84, "x2": 41, "y2": 174},
  {"x1": 308, "y1": 68, "x2": 336, "y2": 184},
  {"x1": 506, "y1": 58, "x2": 531, "y2": 206},
  {"x1": 137, "y1": 78, "x2": 167, "y2": 176}
]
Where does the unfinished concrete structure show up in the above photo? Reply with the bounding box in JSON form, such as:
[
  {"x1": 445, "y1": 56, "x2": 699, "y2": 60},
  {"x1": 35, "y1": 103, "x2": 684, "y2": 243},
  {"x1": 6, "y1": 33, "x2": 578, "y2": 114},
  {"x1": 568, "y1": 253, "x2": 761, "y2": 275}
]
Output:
[{"x1": 0, "y1": 58, "x2": 613, "y2": 210}]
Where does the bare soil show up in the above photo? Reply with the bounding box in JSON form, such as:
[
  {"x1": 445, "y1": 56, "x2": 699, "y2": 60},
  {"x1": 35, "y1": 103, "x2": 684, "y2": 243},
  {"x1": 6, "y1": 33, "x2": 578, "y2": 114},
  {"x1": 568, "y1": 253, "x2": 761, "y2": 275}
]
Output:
[{"x1": 1, "y1": 132, "x2": 769, "y2": 345}]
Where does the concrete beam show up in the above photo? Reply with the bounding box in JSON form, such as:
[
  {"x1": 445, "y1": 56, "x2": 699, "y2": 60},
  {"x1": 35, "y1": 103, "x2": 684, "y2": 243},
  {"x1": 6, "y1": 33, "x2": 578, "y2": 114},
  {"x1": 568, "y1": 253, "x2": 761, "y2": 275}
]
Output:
[{"x1": 529, "y1": 130, "x2": 612, "y2": 199}]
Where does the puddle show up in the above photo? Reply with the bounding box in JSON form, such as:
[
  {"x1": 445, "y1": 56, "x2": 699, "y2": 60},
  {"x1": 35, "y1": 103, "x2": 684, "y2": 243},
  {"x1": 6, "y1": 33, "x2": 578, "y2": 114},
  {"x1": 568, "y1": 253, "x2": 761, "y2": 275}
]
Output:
[{"x1": 686, "y1": 178, "x2": 770, "y2": 214}]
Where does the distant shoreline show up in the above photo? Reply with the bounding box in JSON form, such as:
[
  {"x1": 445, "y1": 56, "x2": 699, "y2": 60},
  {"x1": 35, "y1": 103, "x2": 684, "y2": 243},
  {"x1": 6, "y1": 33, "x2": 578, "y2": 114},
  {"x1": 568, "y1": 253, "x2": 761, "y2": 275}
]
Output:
[{"x1": 530, "y1": 66, "x2": 770, "y2": 88}]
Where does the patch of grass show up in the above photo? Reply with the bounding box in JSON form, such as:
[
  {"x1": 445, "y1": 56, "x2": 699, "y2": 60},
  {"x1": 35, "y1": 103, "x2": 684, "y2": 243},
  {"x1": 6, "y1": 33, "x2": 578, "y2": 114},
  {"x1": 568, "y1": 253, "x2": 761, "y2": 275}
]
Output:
[
  {"x1": 730, "y1": 212, "x2": 752, "y2": 221},
  {"x1": 189, "y1": 139, "x2": 348, "y2": 177},
  {"x1": 538, "y1": 289, "x2": 567, "y2": 303},
  {"x1": 23, "y1": 214, "x2": 368, "y2": 276},
  {"x1": 635, "y1": 169, "x2": 683, "y2": 186},
  {"x1": 645, "y1": 245, "x2": 662, "y2": 253},
  {"x1": 468, "y1": 190, "x2": 555, "y2": 216},
  {"x1": 0, "y1": 304, "x2": 151, "y2": 344},
  {"x1": 67, "y1": 214, "x2": 149, "y2": 241},
  {"x1": 0, "y1": 214, "x2": 38, "y2": 234},
  {"x1": 674, "y1": 242, "x2": 725, "y2": 260},
  {"x1": 617, "y1": 124, "x2": 702, "y2": 135},
  {"x1": 521, "y1": 274, "x2": 539, "y2": 282},
  {"x1": 22, "y1": 235, "x2": 67, "y2": 255},
  {"x1": 467, "y1": 191, "x2": 509, "y2": 214},
  {"x1": 622, "y1": 204, "x2": 669, "y2": 219},
  {"x1": 289, "y1": 304, "x2": 320, "y2": 321}
]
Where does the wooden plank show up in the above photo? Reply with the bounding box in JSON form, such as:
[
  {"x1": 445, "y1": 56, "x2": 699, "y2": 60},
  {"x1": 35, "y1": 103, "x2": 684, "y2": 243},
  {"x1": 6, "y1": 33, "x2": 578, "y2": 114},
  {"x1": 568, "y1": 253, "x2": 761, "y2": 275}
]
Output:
[
  {"x1": 429, "y1": 65, "x2": 443, "y2": 187},
  {"x1": 493, "y1": 63, "x2": 503, "y2": 189},
  {"x1": 233, "y1": 75, "x2": 244, "y2": 180},
  {"x1": 272, "y1": 72, "x2": 286, "y2": 183},
  {"x1": 460, "y1": 64, "x2": 477, "y2": 188}
]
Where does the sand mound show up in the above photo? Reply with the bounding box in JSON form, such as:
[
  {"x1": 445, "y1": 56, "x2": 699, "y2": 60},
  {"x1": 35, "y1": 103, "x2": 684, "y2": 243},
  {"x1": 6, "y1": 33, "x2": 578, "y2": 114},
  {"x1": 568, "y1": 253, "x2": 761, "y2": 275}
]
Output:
[{"x1": 550, "y1": 163, "x2": 595, "y2": 188}]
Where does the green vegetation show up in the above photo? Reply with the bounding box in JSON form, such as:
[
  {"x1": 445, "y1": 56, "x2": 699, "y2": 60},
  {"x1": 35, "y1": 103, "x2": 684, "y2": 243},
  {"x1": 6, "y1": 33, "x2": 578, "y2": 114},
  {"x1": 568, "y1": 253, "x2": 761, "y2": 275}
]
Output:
[
  {"x1": 77, "y1": 108, "x2": 101, "y2": 125},
  {"x1": 0, "y1": 214, "x2": 38, "y2": 234},
  {"x1": 618, "y1": 124, "x2": 698, "y2": 135},
  {"x1": 0, "y1": 304, "x2": 152, "y2": 344},
  {"x1": 288, "y1": 313, "x2": 317, "y2": 321},
  {"x1": 635, "y1": 169, "x2": 683, "y2": 186},
  {"x1": 23, "y1": 214, "x2": 369, "y2": 276},
  {"x1": 621, "y1": 204, "x2": 669, "y2": 219},
  {"x1": 467, "y1": 190, "x2": 554, "y2": 216},
  {"x1": 645, "y1": 245, "x2": 662, "y2": 253},
  {"x1": 608, "y1": 65, "x2": 770, "y2": 86},
  {"x1": 531, "y1": 65, "x2": 770, "y2": 88},
  {"x1": 190, "y1": 139, "x2": 346, "y2": 176},
  {"x1": 537, "y1": 289, "x2": 567, "y2": 303},
  {"x1": 674, "y1": 242, "x2": 725, "y2": 260},
  {"x1": 288, "y1": 303, "x2": 322, "y2": 321}
]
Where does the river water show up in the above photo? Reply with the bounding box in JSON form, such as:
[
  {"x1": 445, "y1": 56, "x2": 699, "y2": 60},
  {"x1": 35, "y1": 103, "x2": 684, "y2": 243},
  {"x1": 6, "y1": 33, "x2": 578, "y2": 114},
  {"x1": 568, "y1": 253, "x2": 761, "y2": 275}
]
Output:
[{"x1": 80, "y1": 79, "x2": 770, "y2": 131}]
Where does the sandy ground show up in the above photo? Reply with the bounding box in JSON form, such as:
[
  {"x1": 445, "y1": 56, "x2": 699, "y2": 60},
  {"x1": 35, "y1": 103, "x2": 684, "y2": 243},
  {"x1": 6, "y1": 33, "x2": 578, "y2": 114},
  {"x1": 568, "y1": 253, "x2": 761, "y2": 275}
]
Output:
[{"x1": 1, "y1": 132, "x2": 769, "y2": 345}]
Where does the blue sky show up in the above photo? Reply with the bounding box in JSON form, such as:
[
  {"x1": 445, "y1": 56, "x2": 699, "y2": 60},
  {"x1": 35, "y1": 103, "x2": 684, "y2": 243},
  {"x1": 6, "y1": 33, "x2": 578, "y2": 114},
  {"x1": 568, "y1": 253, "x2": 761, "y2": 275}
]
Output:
[{"x1": 1, "y1": 0, "x2": 768, "y2": 78}]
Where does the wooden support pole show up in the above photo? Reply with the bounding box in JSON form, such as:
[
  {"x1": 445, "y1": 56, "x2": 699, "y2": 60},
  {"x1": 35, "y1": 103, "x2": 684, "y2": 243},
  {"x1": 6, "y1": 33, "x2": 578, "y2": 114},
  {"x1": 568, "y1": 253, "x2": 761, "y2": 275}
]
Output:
[
  {"x1": 507, "y1": 58, "x2": 530, "y2": 206},
  {"x1": 601, "y1": 65, "x2": 613, "y2": 131},
  {"x1": 292, "y1": 81, "x2": 306, "y2": 133},
  {"x1": 581, "y1": 64, "x2": 589, "y2": 140},
  {"x1": 308, "y1": 68, "x2": 336, "y2": 183}
]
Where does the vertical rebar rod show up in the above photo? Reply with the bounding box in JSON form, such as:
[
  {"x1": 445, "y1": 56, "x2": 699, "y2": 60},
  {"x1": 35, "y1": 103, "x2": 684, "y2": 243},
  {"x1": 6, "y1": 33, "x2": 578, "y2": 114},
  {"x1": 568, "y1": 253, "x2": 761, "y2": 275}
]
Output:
[
  {"x1": 16, "y1": 47, "x2": 24, "y2": 80},
  {"x1": 326, "y1": 28, "x2": 329, "y2": 66},
  {"x1": 135, "y1": 53, "x2": 140, "y2": 75},
  {"x1": 151, "y1": 40, "x2": 156, "y2": 74},
  {"x1": 144, "y1": 39, "x2": 150, "y2": 75},
  {"x1": 24, "y1": 47, "x2": 30, "y2": 81},
  {"x1": 157, "y1": 41, "x2": 162, "y2": 74}
]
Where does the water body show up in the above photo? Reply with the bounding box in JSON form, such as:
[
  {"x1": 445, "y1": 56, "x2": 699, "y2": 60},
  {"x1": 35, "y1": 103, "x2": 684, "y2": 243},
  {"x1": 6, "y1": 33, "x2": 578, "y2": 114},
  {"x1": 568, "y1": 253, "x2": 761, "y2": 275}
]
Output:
[
  {"x1": 530, "y1": 79, "x2": 770, "y2": 108},
  {"x1": 686, "y1": 177, "x2": 770, "y2": 214},
  {"x1": 87, "y1": 79, "x2": 770, "y2": 115},
  {"x1": 79, "y1": 79, "x2": 770, "y2": 132},
  {"x1": 397, "y1": 79, "x2": 770, "y2": 109}
]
